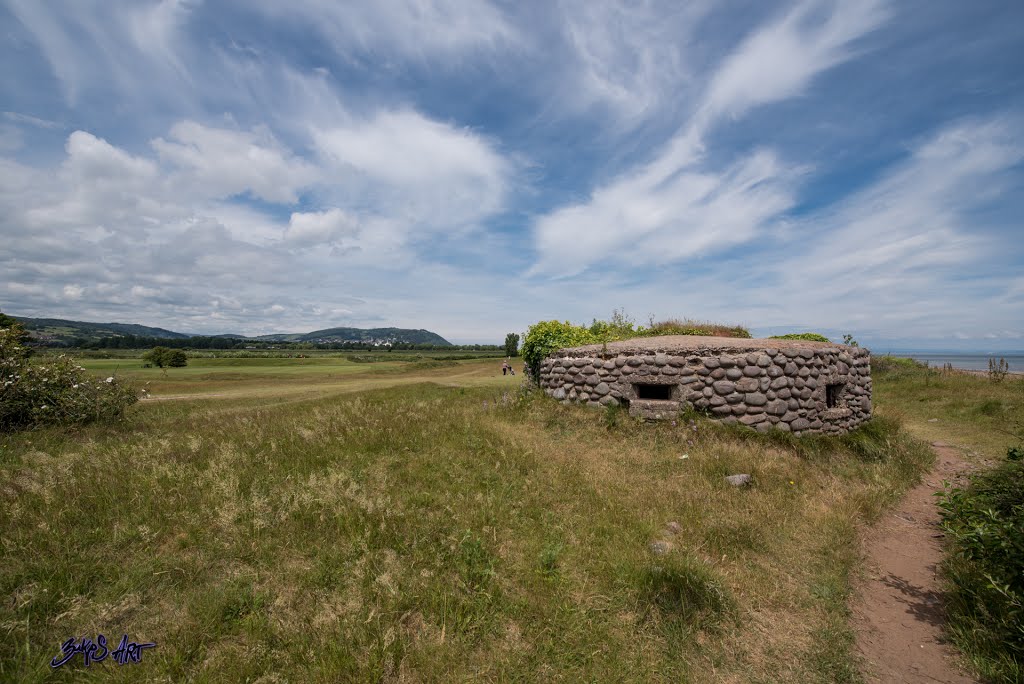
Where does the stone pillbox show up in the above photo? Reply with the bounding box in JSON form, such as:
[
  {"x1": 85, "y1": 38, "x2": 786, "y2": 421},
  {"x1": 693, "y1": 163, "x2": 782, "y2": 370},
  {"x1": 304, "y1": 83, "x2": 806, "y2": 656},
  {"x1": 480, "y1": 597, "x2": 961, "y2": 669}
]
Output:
[{"x1": 537, "y1": 335, "x2": 871, "y2": 435}]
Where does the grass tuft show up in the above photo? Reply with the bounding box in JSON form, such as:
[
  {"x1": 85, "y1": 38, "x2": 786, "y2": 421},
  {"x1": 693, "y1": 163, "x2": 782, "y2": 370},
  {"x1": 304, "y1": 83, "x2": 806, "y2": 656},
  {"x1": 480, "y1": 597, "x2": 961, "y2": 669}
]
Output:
[{"x1": 636, "y1": 555, "x2": 734, "y2": 628}]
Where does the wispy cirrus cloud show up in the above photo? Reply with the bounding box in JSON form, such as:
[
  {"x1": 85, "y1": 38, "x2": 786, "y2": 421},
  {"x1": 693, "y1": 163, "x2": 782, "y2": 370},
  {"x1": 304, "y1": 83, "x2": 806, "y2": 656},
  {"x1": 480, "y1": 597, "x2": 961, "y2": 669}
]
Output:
[
  {"x1": 531, "y1": 0, "x2": 888, "y2": 277},
  {"x1": 241, "y1": 0, "x2": 520, "y2": 63},
  {"x1": 5, "y1": 0, "x2": 196, "y2": 106}
]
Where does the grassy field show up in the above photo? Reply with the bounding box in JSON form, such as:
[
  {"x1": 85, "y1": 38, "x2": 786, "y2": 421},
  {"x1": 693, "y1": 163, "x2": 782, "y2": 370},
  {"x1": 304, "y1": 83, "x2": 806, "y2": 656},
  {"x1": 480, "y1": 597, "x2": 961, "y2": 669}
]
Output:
[
  {"x1": 872, "y1": 356, "x2": 1024, "y2": 461},
  {"x1": 0, "y1": 354, "x2": 977, "y2": 682},
  {"x1": 73, "y1": 356, "x2": 519, "y2": 402},
  {"x1": 42, "y1": 349, "x2": 508, "y2": 361}
]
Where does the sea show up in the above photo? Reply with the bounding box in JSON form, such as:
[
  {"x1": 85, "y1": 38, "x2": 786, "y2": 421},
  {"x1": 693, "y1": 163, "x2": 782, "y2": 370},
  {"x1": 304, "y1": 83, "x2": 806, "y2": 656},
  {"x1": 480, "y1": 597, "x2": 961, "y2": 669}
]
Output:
[{"x1": 875, "y1": 351, "x2": 1024, "y2": 373}]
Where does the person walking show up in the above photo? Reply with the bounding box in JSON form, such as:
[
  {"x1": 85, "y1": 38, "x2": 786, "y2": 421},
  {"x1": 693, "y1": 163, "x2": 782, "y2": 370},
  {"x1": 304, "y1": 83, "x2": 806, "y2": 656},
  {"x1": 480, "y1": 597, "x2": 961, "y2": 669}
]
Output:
[{"x1": 502, "y1": 359, "x2": 509, "y2": 375}]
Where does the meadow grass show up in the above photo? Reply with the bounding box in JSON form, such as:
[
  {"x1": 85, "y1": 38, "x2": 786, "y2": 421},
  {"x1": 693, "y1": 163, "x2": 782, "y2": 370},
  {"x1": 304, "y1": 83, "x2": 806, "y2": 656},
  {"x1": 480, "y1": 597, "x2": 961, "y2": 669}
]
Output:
[
  {"x1": 1, "y1": 357, "x2": 935, "y2": 682},
  {"x1": 872, "y1": 356, "x2": 1024, "y2": 459},
  {"x1": 77, "y1": 357, "x2": 508, "y2": 401}
]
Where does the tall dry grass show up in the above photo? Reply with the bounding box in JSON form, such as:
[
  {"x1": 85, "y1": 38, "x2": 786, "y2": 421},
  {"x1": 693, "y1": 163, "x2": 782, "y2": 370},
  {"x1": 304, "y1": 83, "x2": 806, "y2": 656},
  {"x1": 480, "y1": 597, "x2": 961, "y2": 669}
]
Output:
[{"x1": 0, "y1": 360, "x2": 933, "y2": 682}]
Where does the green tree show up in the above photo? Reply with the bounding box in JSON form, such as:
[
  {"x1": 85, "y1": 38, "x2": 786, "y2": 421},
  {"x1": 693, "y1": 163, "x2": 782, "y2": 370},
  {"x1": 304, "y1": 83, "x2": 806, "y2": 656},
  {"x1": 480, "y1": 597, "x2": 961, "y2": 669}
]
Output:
[
  {"x1": 504, "y1": 332, "x2": 520, "y2": 357},
  {"x1": 166, "y1": 349, "x2": 188, "y2": 367},
  {"x1": 143, "y1": 347, "x2": 188, "y2": 368}
]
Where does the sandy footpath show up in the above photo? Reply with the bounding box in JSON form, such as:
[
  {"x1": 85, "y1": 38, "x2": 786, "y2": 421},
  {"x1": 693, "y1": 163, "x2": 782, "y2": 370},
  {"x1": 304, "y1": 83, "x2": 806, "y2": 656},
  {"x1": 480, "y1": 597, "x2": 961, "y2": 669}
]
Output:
[{"x1": 852, "y1": 442, "x2": 979, "y2": 683}]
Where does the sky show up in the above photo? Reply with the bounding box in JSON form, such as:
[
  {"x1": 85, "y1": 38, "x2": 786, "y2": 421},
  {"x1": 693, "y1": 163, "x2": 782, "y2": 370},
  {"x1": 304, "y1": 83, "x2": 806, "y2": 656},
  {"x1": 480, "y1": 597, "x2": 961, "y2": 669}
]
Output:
[{"x1": 1, "y1": 0, "x2": 1022, "y2": 349}]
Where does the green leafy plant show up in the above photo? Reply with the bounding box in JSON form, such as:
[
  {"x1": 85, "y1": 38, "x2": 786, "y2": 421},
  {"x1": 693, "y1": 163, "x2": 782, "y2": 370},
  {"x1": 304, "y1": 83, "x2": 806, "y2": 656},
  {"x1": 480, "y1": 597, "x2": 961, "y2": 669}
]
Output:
[
  {"x1": 938, "y1": 459, "x2": 1024, "y2": 680},
  {"x1": 842, "y1": 334, "x2": 859, "y2": 347},
  {"x1": 538, "y1": 542, "x2": 564, "y2": 578},
  {"x1": 769, "y1": 333, "x2": 831, "y2": 342},
  {"x1": 521, "y1": 320, "x2": 600, "y2": 375},
  {"x1": 522, "y1": 312, "x2": 750, "y2": 375}
]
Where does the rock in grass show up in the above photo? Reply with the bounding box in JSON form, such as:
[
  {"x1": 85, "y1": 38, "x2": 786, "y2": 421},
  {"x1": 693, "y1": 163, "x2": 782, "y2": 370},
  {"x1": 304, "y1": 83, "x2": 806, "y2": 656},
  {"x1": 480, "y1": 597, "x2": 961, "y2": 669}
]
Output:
[
  {"x1": 649, "y1": 540, "x2": 672, "y2": 555},
  {"x1": 725, "y1": 474, "x2": 752, "y2": 487},
  {"x1": 665, "y1": 521, "x2": 681, "y2": 535}
]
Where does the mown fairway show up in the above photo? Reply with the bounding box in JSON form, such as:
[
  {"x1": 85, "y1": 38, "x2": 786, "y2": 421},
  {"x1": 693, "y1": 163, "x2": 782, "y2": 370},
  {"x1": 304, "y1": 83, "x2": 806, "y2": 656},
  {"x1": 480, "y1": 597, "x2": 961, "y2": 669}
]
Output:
[
  {"x1": 1, "y1": 356, "x2": 944, "y2": 682},
  {"x1": 75, "y1": 356, "x2": 517, "y2": 402}
]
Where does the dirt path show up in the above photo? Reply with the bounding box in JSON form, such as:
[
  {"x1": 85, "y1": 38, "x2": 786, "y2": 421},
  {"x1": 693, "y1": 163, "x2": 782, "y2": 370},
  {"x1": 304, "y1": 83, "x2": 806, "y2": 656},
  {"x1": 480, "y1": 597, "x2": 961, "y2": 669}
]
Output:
[{"x1": 852, "y1": 443, "x2": 978, "y2": 683}]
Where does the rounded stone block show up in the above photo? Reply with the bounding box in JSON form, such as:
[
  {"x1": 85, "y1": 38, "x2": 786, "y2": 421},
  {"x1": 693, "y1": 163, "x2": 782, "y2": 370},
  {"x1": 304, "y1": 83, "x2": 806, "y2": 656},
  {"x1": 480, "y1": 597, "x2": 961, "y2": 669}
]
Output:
[{"x1": 712, "y1": 380, "x2": 736, "y2": 395}]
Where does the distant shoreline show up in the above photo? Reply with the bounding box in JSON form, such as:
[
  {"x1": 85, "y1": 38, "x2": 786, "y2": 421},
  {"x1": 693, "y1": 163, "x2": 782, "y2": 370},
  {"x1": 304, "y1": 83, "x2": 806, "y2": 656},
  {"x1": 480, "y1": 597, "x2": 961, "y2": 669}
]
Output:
[
  {"x1": 951, "y1": 368, "x2": 1023, "y2": 377},
  {"x1": 874, "y1": 351, "x2": 1023, "y2": 374}
]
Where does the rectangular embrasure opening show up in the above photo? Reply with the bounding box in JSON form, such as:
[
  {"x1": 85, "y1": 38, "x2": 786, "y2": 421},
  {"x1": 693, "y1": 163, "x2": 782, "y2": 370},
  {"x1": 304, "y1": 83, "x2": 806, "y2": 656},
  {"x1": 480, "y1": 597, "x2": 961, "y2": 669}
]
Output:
[
  {"x1": 826, "y1": 383, "x2": 844, "y2": 408},
  {"x1": 635, "y1": 383, "x2": 672, "y2": 400}
]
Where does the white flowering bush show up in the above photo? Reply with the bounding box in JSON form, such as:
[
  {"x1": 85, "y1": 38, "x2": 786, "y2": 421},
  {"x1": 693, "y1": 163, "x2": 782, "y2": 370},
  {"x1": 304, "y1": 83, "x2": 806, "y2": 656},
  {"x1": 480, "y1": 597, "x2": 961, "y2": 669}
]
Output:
[{"x1": 1, "y1": 325, "x2": 138, "y2": 431}]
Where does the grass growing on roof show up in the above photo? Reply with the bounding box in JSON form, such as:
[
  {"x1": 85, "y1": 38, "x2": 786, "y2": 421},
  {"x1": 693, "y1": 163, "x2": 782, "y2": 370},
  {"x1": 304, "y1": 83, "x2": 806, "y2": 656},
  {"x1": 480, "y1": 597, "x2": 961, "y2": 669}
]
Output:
[
  {"x1": 521, "y1": 313, "x2": 751, "y2": 372},
  {"x1": 769, "y1": 333, "x2": 832, "y2": 343}
]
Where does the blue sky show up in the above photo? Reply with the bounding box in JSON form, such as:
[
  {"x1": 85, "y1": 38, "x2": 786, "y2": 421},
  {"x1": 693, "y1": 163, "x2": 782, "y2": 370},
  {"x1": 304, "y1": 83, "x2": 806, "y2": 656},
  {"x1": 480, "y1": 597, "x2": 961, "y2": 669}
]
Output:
[{"x1": 1, "y1": 0, "x2": 1022, "y2": 348}]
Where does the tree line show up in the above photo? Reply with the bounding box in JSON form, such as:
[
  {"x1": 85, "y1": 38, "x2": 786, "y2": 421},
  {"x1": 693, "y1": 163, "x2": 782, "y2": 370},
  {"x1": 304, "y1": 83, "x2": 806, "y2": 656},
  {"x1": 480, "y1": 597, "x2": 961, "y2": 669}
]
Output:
[{"x1": 46, "y1": 334, "x2": 503, "y2": 352}]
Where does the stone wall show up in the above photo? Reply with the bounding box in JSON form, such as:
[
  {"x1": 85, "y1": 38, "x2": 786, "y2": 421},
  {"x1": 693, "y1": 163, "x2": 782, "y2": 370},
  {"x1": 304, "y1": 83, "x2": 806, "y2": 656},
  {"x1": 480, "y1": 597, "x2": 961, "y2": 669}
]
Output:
[{"x1": 538, "y1": 337, "x2": 872, "y2": 435}]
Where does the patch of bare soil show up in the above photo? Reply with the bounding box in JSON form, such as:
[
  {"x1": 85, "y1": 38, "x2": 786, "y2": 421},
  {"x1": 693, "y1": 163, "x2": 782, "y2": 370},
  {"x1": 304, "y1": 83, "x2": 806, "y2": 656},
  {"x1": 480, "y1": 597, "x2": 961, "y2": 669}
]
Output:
[{"x1": 852, "y1": 443, "x2": 979, "y2": 683}]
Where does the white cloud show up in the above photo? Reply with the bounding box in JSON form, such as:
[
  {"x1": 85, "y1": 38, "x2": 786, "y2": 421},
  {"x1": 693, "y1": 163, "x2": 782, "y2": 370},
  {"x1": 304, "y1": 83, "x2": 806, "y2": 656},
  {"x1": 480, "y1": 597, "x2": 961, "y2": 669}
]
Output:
[
  {"x1": 698, "y1": 0, "x2": 887, "y2": 126},
  {"x1": 532, "y1": 148, "x2": 797, "y2": 276},
  {"x1": 773, "y1": 118, "x2": 1024, "y2": 297},
  {"x1": 313, "y1": 109, "x2": 510, "y2": 228},
  {"x1": 284, "y1": 208, "x2": 359, "y2": 247},
  {"x1": 62, "y1": 284, "x2": 84, "y2": 300},
  {"x1": 65, "y1": 130, "x2": 158, "y2": 183},
  {"x1": 0, "y1": 125, "x2": 23, "y2": 153},
  {"x1": 244, "y1": 0, "x2": 518, "y2": 62},
  {"x1": 3, "y1": 111, "x2": 63, "y2": 129},
  {"x1": 564, "y1": 118, "x2": 1024, "y2": 342},
  {"x1": 558, "y1": 1, "x2": 710, "y2": 123},
  {"x1": 0, "y1": 106, "x2": 517, "y2": 334},
  {"x1": 531, "y1": 0, "x2": 887, "y2": 277},
  {"x1": 5, "y1": 0, "x2": 197, "y2": 105},
  {"x1": 153, "y1": 121, "x2": 317, "y2": 204}
]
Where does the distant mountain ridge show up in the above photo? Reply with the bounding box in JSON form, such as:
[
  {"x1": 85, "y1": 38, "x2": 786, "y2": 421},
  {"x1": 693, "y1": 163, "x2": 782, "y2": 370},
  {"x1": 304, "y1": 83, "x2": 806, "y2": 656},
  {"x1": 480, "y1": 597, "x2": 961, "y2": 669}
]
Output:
[
  {"x1": 14, "y1": 317, "x2": 192, "y2": 342},
  {"x1": 12, "y1": 316, "x2": 452, "y2": 346},
  {"x1": 252, "y1": 327, "x2": 450, "y2": 346}
]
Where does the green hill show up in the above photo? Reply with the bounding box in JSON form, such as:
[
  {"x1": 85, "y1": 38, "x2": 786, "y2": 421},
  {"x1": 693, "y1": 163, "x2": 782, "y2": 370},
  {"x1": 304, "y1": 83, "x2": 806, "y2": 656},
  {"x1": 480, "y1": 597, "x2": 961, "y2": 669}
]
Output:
[
  {"x1": 14, "y1": 317, "x2": 191, "y2": 343},
  {"x1": 9, "y1": 316, "x2": 452, "y2": 347},
  {"x1": 255, "y1": 327, "x2": 451, "y2": 346}
]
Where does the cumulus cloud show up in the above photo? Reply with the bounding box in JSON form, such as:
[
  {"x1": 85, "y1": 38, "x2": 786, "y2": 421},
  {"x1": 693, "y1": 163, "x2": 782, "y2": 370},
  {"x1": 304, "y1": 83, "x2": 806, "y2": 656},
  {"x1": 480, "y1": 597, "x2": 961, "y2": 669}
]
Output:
[
  {"x1": 284, "y1": 208, "x2": 359, "y2": 247},
  {"x1": 152, "y1": 121, "x2": 318, "y2": 204},
  {"x1": 0, "y1": 108, "x2": 515, "y2": 334},
  {"x1": 313, "y1": 109, "x2": 510, "y2": 228}
]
